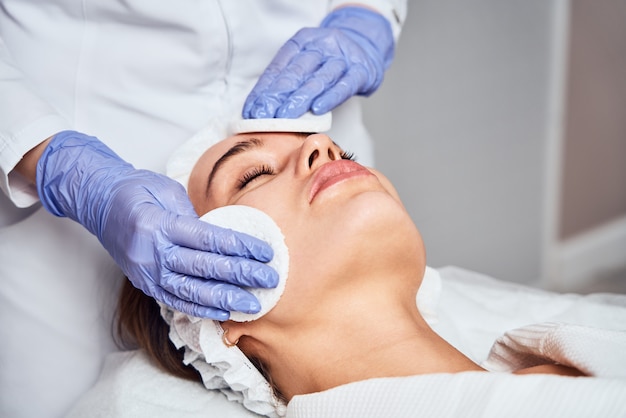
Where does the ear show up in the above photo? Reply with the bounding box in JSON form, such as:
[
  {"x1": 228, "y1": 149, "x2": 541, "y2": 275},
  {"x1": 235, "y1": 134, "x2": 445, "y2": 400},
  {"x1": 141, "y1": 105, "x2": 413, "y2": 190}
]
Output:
[{"x1": 221, "y1": 321, "x2": 252, "y2": 347}]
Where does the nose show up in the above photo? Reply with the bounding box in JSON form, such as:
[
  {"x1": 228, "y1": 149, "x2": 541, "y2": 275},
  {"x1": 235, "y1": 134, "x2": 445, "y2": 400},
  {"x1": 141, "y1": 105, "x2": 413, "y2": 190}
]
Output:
[{"x1": 297, "y1": 133, "x2": 341, "y2": 174}]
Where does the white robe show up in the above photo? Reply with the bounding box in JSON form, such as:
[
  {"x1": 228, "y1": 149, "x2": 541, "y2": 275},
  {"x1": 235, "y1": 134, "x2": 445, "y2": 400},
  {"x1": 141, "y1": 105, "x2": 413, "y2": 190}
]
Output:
[{"x1": 287, "y1": 323, "x2": 626, "y2": 418}]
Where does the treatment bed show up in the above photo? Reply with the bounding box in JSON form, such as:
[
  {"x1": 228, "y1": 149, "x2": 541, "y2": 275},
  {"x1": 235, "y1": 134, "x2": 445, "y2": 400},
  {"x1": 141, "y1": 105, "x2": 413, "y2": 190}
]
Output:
[
  {"x1": 1, "y1": 207, "x2": 624, "y2": 417},
  {"x1": 63, "y1": 266, "x2": 626, "y2": 417}
]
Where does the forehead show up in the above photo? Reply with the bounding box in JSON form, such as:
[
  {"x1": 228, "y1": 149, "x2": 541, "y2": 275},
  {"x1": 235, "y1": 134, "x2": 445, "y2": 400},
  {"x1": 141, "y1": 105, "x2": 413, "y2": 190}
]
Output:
[{"x1": 197, "y1": 131, "x2": 310, "y2": 171}]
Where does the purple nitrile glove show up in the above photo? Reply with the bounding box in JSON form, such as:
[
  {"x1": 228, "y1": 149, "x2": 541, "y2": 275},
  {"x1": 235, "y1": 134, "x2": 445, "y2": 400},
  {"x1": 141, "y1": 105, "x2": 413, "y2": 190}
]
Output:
[
  {"x1": 36, "y1": 130, "x2": 278, "y2": 320},
  {"x1": 243, "y1": 6, "x2": 395, "y2": 119}
]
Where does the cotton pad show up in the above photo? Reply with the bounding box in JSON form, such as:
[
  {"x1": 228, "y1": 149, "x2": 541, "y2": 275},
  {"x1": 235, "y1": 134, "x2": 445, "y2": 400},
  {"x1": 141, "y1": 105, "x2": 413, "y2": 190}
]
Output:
[
  {"x1": 200, "y1": 205, "x2": 289, "y2": 322},
  {"x1": 229, "y1": 111, "x2": 332, "y2": 135}
]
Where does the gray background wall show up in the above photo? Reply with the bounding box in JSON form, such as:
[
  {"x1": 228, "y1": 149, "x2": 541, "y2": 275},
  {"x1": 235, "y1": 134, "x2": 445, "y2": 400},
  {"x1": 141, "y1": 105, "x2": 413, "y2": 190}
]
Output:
[
  {"x1": 363, "y1": 0, "x2": 626, "y2": 288},
  {"x1": 560, "y1": 0, "x2": 626, "y2": 239}
]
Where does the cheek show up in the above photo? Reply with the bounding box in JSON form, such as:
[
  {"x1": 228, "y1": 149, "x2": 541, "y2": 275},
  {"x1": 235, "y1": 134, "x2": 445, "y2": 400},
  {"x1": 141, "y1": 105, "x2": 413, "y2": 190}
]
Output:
[
  {"x1": 231, "y1": 178, "x2": 301, "y2": 231},
  {"x1": 233, "y1": 189, "x2": 287, "y2": 225}
]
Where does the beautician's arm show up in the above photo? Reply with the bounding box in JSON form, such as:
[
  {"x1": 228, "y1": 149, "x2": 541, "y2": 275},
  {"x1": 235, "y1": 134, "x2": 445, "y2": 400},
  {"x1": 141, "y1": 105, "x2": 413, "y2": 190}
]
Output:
[
  {"x1": 2, "y1": 29, "x2": 278, "y2": 319},
  {"x1": 14, "y1": 137, "x2": 51, "y2": 183},
  {"x1": 243, "y1": 2, "x2": 406, "y2": 119},
  {"x1": 14, "y1": 130, "x2": 280, "y2": 320},
  {"x1": 0, "y1": 35, "x2": 70, "y2": 207}
]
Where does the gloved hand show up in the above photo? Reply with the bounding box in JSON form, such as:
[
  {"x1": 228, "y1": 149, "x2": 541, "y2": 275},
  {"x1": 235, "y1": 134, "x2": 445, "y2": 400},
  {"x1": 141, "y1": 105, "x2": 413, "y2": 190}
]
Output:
[
  {"x1": 243, "y1": 6, "x2": 395, "y2": 119},
  {"x1": 37, "y1": 131, "x2": 278, "y2": 320}
]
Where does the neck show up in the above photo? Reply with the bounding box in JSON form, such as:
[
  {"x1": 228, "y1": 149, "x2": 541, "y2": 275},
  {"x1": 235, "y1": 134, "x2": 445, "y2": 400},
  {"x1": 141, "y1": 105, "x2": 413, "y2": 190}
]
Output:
[{"x1": 261, "y1": 278, "x2": 483, "y2": 401}]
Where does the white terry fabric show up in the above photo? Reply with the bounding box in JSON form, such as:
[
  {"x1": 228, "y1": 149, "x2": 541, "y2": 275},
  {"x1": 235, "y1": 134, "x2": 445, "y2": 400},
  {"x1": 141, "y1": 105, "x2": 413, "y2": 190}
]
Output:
[
  {"x1": 288, "y1": 323, "x2": 626, "y2": 417},
  {"x1": 200, "y1": 206, "x2": 290, "y2": 322},
  {"x1": 286, "y1": 370, "x2": 626, "y2": 418},
  {"x1": 483, "y1": 322, "x2": 626, "y2": 377}
]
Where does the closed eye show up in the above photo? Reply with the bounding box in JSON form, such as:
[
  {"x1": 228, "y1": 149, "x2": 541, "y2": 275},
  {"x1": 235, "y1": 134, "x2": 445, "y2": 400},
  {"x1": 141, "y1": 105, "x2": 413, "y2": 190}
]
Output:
[{"x1": 238, "y1": 165, "x2": 275, "y2": 190}]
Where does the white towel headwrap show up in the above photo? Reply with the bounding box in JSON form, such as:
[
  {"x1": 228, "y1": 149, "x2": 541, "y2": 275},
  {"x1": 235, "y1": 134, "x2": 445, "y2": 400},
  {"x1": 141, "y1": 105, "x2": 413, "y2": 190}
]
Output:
[{"x1": 159, "y1": 305, "x2": 287, "y2": 417}]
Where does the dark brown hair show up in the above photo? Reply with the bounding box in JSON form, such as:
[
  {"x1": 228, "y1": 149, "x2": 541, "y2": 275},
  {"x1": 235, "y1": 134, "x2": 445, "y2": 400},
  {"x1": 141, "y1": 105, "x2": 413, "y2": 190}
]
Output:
[
  {"x1": 114, "y1": 280, "x2": 201, "y2": 382},
  {"x1": 115, "y1": 279, "x2": 285, "y2": 402}
]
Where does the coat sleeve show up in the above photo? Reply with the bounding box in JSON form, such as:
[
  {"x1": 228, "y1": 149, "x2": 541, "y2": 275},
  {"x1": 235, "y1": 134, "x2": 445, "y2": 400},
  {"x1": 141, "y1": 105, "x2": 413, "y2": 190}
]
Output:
[
  {"x1": 0, "y1": 37, "x2": 70, "y2": 208},
  {"x1": 329, "y1": 0, "x2": 408, "y2": 41}
]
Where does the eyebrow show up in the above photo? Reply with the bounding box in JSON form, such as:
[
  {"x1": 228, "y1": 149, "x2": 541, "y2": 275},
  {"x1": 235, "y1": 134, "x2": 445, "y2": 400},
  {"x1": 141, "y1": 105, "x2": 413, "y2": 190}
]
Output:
[{"x1": 206, "y1": 137, "x2": 265, "y2": 194}]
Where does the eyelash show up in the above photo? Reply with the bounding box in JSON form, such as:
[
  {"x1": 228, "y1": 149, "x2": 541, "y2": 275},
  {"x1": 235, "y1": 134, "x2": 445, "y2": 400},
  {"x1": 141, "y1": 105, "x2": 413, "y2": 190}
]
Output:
[
  {"x1": 340, "y1": 150, "x2": 356, "y2": 161},
  {"x1": 236, "y1": 150, "x2": 355, "y2": 190},
  {"x1": 238, "y1": 164, "x2": 275, "y2": 189}
]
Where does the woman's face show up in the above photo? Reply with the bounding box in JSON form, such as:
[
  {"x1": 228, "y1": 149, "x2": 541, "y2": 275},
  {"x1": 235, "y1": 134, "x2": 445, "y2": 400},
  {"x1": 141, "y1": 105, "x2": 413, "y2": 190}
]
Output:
[
  {"x1": 188, "y1": 132, "x2": 425, "y2": 325},
  {"x1": 188, "y1": 132, "x2": 398, "y2": 215}
]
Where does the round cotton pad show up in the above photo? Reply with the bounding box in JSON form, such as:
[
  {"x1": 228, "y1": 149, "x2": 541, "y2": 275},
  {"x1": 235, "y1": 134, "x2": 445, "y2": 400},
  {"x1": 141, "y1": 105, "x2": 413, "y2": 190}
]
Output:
[
  {"x1": 229, "y1": 111, "x2": 332, "y2": 135},
  {"x1": 200, "y1": 205, "x2": 289, "y2": 322}
]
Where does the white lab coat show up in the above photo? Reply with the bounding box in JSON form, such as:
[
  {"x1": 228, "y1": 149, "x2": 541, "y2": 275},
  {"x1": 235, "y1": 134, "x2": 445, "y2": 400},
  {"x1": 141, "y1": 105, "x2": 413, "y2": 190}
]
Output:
[{"x1": 0, "y1": 1, "x2": 406, "y2": 417}]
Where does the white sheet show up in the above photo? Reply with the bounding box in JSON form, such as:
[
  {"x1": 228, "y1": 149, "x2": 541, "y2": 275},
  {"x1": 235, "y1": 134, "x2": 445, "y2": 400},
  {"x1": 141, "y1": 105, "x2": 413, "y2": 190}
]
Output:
[
  {"x1": 66, "y1": 266, "x2": 626, "y2": 417},
  {"x1": 432, "y1": 266, "x2": 626, "y2": 362}
]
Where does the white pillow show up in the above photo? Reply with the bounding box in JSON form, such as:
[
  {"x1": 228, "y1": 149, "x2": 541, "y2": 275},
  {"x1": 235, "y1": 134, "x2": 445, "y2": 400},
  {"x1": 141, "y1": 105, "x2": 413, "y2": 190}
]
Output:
[{"x1": 66, "y1": 350, "x2": 260, "y2": 418}]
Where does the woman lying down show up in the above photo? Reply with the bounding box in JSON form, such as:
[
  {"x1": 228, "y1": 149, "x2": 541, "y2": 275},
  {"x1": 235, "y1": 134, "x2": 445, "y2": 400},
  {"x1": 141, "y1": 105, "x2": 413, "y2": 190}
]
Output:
[{"x1": 69, "y1": 123, "x2": 626, "y2": 418}]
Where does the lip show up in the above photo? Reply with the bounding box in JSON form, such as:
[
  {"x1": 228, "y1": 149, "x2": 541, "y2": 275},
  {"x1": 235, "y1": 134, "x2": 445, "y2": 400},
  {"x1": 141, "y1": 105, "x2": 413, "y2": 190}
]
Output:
[{"x1": 309, "y1": 160, "x2": 374, "y2": 202}]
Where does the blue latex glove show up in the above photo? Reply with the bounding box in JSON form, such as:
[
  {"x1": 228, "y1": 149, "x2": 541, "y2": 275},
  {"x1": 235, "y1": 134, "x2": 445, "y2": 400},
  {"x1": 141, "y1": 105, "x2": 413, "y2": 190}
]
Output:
[
  {"x1": 243, "y1": 6, "x2": 394, "y2": 119},
  {"x1": 36, "y1": 131, "x2": 278, "y2": 320}
]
